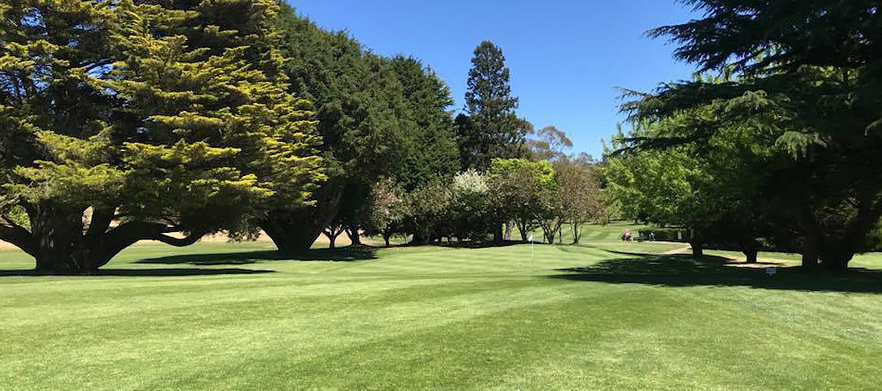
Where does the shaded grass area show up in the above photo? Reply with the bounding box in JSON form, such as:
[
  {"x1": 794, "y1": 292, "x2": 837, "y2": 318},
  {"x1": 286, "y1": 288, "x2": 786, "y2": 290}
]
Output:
[
  {"x1": 2, "y1": 229, "x2": 882, "y2": 390},
  {"x1": 554, "y1": 252, "x2": 882, "y2": 293},
  {"x1": 137, "y1": 246, "x2": 378, "y2": 266}
]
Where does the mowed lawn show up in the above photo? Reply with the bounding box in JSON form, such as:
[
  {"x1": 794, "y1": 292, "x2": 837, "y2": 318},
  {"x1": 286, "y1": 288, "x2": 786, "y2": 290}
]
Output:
[{"x1": 2, "y1": 225, "x2": 882, "y2": 390}]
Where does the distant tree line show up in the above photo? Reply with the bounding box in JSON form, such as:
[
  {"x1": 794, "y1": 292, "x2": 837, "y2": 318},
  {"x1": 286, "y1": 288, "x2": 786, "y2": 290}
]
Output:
[{"x1": 364, "y1": 155, "x2": 604, "y2": 248}]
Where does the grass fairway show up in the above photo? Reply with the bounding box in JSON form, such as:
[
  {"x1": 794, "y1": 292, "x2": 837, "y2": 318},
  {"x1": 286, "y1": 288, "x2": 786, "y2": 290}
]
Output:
[{"x1": 2, "y1": 228, "x2": 882, "y2": 390}]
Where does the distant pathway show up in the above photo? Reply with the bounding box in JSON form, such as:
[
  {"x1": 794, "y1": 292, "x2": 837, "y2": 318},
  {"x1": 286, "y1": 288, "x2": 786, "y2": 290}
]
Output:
[{"x1": 660, "y1": 245, "x2": 691, "y2": 255}]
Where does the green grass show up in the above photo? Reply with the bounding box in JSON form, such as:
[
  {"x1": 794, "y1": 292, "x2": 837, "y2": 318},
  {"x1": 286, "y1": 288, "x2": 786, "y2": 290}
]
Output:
[{"x1": 2, "y1": 226, "x2": 882, "y2": 390}]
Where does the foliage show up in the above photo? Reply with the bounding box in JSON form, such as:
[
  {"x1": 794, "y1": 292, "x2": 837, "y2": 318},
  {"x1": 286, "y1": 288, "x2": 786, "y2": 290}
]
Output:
[
  {"x1": 364, "y1": 178, "x2": 408, "y2": 246},
  {"x1": 262, "y1": 8, "x2": 459, "y2": 251},
  {"x1": 404, "y1": 179, "x2": 453, "y2": 243},
  {"x1": 0, "y1": 0, "x2": 323, "y2": 273},
  {"x1": 618, "y1": 0, "x2": 882, "y2": 270},
  {"x1": 449, "y1": 170, "x2": 495, "y2": 240},
  {"x1": 458, "y1": 41, "x2": 527, "y2": 171},
  {"x1": 389, "y1": 56, "x2": 461, "y2": 191},
  {"x1": 528, "y1": 125, "x2": 573, "y2": 162},
  {"x1": 489, "y1": 158, "x2": 554, "y2": 241},
  {"x1": 553, "y1": 158, "x2": 605, "y2": 244},
  {"x1": 606, "y1": 101, "x2": 776, "y2": 259}
]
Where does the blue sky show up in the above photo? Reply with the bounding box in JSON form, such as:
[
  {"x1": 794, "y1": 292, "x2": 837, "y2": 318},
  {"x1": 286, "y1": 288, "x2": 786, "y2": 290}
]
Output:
[{"x1": 287, "y1": 1, "x2": 698, "y2": 159}]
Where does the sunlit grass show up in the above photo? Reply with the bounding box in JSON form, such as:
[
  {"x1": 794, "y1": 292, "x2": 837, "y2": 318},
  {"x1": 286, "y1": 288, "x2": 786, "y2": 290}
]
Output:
[{"x1": 2, "y1": 226, "x2": 882, "y2": 390}]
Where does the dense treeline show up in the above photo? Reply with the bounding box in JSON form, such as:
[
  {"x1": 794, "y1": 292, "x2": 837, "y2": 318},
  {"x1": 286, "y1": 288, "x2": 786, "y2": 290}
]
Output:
[
  {"x1": 606, "y1": 0, "x2": 882, "y2": 272},
  {"x1": 0, "y1": 0, "x2": 605, "y2": 273},
  {"x1": 260, "y1": 3, "x2": 461, "y2": 252},
  {"x1": 8, "y1": 0, "x2": 877, "y2": 275},
  {"x1": 261, "y1": 5, "x2": 605, "y2": 250}
]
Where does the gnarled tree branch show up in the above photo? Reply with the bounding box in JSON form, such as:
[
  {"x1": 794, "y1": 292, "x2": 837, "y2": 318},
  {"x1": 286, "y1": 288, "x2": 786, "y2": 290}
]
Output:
[
  {"x1": 85, "y1": 207, "x2": 116, "y2": 241},
  {"x1": 0, "y1": 216, "x2": 36, "y2": 257},
  {"x1": 86, "y1": 221, "x2": 204, "y2": 270},
  {"x1": 154, "y1": 232, "x2": 205, "y2": 247}
]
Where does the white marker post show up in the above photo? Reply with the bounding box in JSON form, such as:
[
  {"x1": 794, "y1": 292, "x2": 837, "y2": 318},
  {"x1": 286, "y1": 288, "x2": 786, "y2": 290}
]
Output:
[{"x1": 528, "y1": 235, "x2": 534, "y2": 271}]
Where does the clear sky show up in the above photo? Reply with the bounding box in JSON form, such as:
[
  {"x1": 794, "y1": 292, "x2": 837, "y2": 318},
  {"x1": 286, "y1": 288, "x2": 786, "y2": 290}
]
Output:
[{"x1": 286, "y1": 0, "x2": 698, "y2": 159}]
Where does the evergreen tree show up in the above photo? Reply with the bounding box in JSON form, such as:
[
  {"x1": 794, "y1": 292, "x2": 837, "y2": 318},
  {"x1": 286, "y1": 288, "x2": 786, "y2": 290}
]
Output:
[
  {"x1": 263, "y1": 7, "x2": 392, "y2": 252},
  {"x1": 459, "y1": 41, "x2": 526, "y2": 171},
  {"x1": 623, "y1": 0, "x2": 882, "y2": 271},
  {"x1": 0, "y1": 0, "x2": 323, "y2": 273},
  {"x1": 605, "y1": 119, "x2": 765, "y2": 259},
  {"x1": 389, "y1": 56, "x2": 460, "y2": 191},
  {"x1": 262, "y1": 6, "x2": 459, "y2": 252}
]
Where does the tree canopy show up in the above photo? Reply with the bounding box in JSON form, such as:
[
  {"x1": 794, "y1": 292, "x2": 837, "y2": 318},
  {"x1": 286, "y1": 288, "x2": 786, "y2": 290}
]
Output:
[
  {"x1": 0, "y1": 0, "x2": 323, "y2": 273},
  {"x1": 457, "y1": 41, "x2": 527, "y2": 171},
  {"x1": 613, "y1": 0, "x2": 882, "y2": 271},
  {"x1": 260, "y1": 5, "x2": 460, "y2": 252}
]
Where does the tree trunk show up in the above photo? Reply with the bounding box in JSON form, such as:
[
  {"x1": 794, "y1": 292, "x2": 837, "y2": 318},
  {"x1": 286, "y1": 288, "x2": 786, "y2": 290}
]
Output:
[
  {"x1": 688, "y1": 228, "x2": 704, "y2": 258},
  {"x1": 743, "y1": 249, "x2": 758, "y2": 264},
  {"x1": 383, "y1": 232, "x2": 392, "y2": 247},
  {"x1": 28, "y1": 205, "x2": 123, "y2": 273},
  {"x1": 542, "y1": 220, "x2": 563, "y2": 244},
  {"x1": 691, "y1": 241, "x2": 704, "y2": 258},
  {"x1": 799, "y1": 220, "x2": 821, "y2": 270},
  {"x1": 326, "y1": 232, "x2": 336, "y2": 249},
  {"x1": 9, "y1": 203, "x2": 204, "y2": 274},
  {"x1": 798, "y1": 229, "x2": 859, "y2": 273},
  {"x1": 801, "y1": 251, "x2": 819, "y2": 270},
  {"x1": 516, "y1": 220, "x2": 529, "y2": 242},
  {"x1": 411, "y1": 230, "x2": 431, "y2": 245},
  {"x1": 346, "y1": 227, "x2": 361, "y2": 246},
  {"x1": 30, "y1": 204, "x2": 88, "y2": 273},
  {"x1": 819, "y1": 250, "x2": 853, "y2": 273},
  {"x1": 493, "y1": 225, "x2": 504, "y2": 242},
  {"x1": 572, "y1": 221, "x2": 581, "y2": 244},
  {"x1": 261, "y1": 181, "x2": 344, "y2": 253},
  {"x1": 323, "y1": 226, "x2": 344, "y2": 250}
]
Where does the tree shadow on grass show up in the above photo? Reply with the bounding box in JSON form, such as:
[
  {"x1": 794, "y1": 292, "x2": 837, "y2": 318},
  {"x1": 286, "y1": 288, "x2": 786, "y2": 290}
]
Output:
[
  {"x1": 0, "y1": 247, "x2": 378, "y2": 277},
  {"x1": 549, "y1": 254, "x2": 882, "y2": 294},
  {"x1": 578, "y1": 248, "x2": 666, "y2": 258},
  {"x1": 137, "y1": 247, "x2": 377, "y2": 266},
  {"x1": 0, "y1": 268, "x2": 274, "y2": 277},
  {"x1": 437, "y1": 240, "x2": 526, "y2": 249}
]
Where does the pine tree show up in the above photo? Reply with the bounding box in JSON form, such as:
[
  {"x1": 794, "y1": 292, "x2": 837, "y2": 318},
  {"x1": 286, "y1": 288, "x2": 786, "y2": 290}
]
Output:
[
  {"x1": 624, "y1": 0, "x2": 882, "y2": 271},
  {"x1": 459, "y1": 41, "x2": 526, "y2": 171},
  {"x1": 0, "y1": 0, "x2": 323, "y2": 273},
  {"x1": 262, "y1": 6, "x2": 460, "y2": 252},
  {"x1": 262, "y1": 10, "x2": 412, "y2": 251}
]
